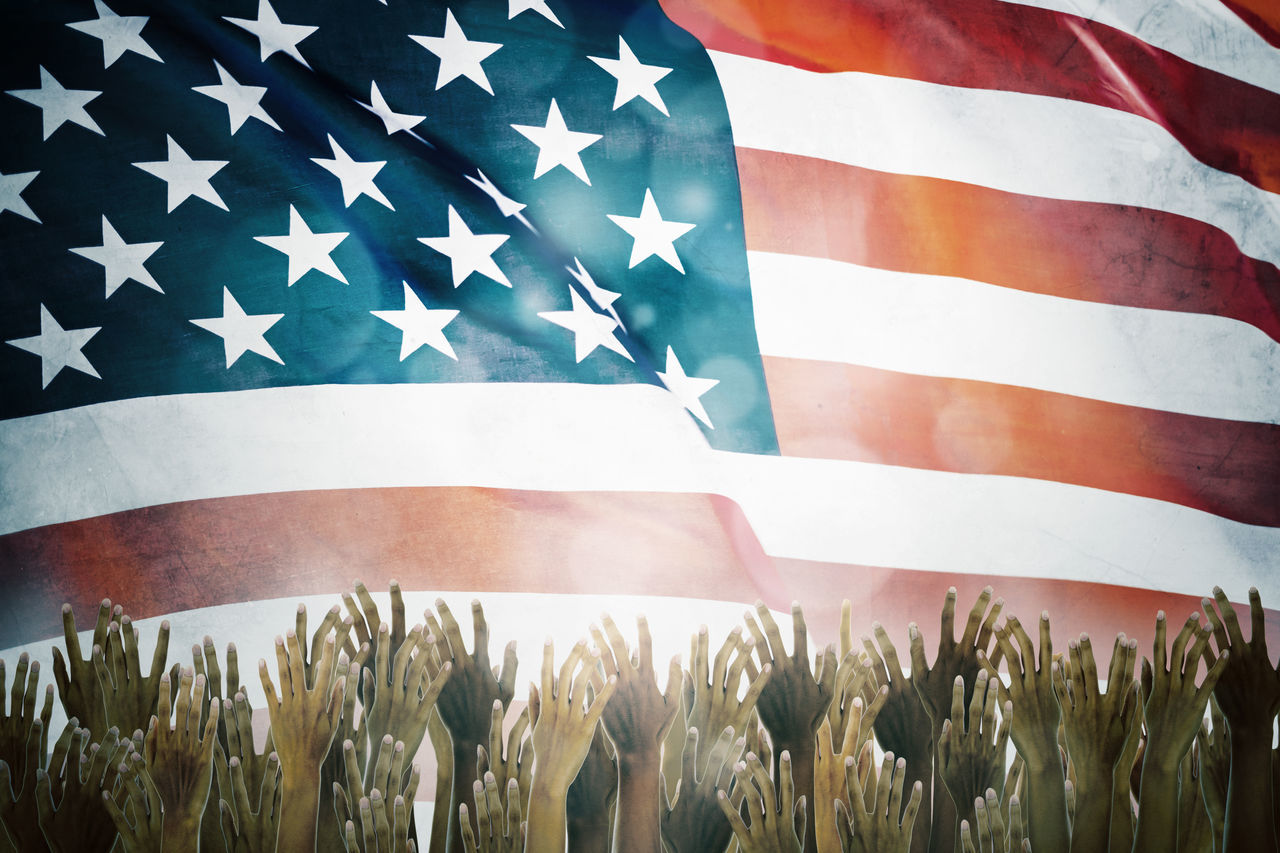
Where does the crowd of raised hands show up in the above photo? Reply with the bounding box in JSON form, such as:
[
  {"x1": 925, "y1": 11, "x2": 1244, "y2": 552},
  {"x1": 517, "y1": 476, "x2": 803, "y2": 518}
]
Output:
[{"x1": 0, "y1": 582, "x2": 1277, "y2": 853}]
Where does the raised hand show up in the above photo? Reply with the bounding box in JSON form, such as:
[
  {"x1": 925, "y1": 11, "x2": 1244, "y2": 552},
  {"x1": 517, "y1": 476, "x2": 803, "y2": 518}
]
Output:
[
  {"x1": 958, "y1": 789, "x2": 1027, "y2": 853},
  {"x1": 341, "y1": 581, "x2": 407, "y2": 703},
  {"x1": 661, "y1": 725, "x2": 745, "y2": 853},
  {"x1": 1132, "y1": 611, "x2": 1228, "y2": 853},
  {"x1": 258, "y1": 615, "x2": 351, "y2": 853},
  {"x1": 816, "y1": 701, "x2": 877, "y2": 853},
  {"x1": 909, "y1": 589, "x2": 1003, "y2": 730},
  {"x1": 525, "y1": 639, "x2": 615, "y2": 853},
  {"x1": 145, "y1": 668, "x2": 220, "y2": 850},
  {"x1": 477, "y1": 702, "x2": 531, "y2": 820},
  {"x1": 460, "y1": 772, "x2": 523, "y2": 853},
  {"x1": 334, "y1": 735, "x2": 419, "y2": 853},
  {"x1": 745, "y1": 601, "x2": 834, "y2": 853},
  {"x1": 362, "y1": 622, "x2": 450, "y2": 789},
  {"x1": 218, "y1": 751, "x2": 282, "y2": 853},
  {"x1": 1196, "y1": 699, "x2": 1229, "y2": 848},
  {"x1": 425, "y1": 600, "x2": 516, "y2": 853},
  {"x1": 565, "y1": 705, "x2": 615, "y2": 851},
  {"x1": 718, "y1": 751, "x2": 805, "y2": 853},
  {"x1": 980, "y1": 613, "x2": 1067, "y2": 853},
  {"x1": 938, "y1": 672, "x2": 1010, "y2": 833},
  {"x1": 1050, "y1": 633, "x2": 1137, "y2": 853},
  {"x1": 687, "y1": 626, "x2": 771, "y2": 774},
  {"x1": 863, "y1": 623, "x2": 934, "y2": 853},
  {"x1": 826, "y1": 653, "x2": 882, "y2": 754},
  {"x1": 0, "y1": 715, "x2": 67, "y2": 853},
  {"x1": 1202, "y1": 587, "x2": 1280, "y2": 853},
  {"x1": 102, "y1": 752, "x2": 165, "y2": 853},
  {"x1": 35, "y1": 725, "x2": 129, "y2": 853},
  {"x1": 836, "y1": 752, "x2": 923, "y2": 853},
  {"x1": 0, "y1": 655, "x2": 53, "y2": 786},
  {"x1": 52, "y1": 601, "x2": 115, "y2": 740}
]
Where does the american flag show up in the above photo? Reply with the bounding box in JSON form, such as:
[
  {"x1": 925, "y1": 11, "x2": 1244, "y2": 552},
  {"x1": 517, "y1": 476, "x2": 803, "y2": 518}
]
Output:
[{"x1": 1, "y1": 0, "x2": 1277, "y2": 676}]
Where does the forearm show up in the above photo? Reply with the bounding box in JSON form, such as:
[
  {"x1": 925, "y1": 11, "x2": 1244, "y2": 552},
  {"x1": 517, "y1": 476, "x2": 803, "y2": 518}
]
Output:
[
  {"x1": 1133, "y1": 760, "x2": 1179, "y2": 853},
  {"x1": 929, "y1": 746, "x2": 956, "y2": 853},
  {"x1": 431, "y1": 764, "x2": 451, "y2": 853},
  {"x1": 815, "y1": 792, "x2": 842, "y2": 853},
  {"x1": 568, "y1": 815, "x2": 612, "y2": 853},
  {"x1": 774, "y1": 739, "x2": 817, "y2": 853},
  {"x1": 1024, "y1": 754, "x2": 1070, "y2": 853},
  {"x1": 159, "y1": 814, "x2": 203, "y2": 852},
  {"x1": 278, "y1": 771, "x2": 323, "y2": 853},
  {"x1": 448, "y1": 743, "x2": 482, "y2": 853},
  {"x1": 613, "y1": 750, "x2": 664, "y2": 853},
  {"x1": 526, "y1": 785, "x2": 571, "y2": 853},
  {"x1": 901, "y1": 746, "x2": 934, "y2": 853},
  {"x1": 1225, "y1": 731, "x2": 1278, "y2": 853},
  {"x1": 1108, "y1": 764, "x2": 1134, "y2": 853},
  {"x1": 1066, "y1": 769, "x2": 1112, "y2": 853}
]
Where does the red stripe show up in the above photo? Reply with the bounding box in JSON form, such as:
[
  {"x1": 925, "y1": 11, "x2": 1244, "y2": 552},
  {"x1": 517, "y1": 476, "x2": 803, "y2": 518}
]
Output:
[
  {"x1": 662, "y1": 0, "x2": 1280, "y2": 196},
  {"x1": 1, "y1": 488, "x2": 1273, "y2": 666},
  {"x1": 1220, "y1": 0, "x2": 1280, "y2": 47},
  {"x1": 738, "y1": 148, "x2": 1280, "y2": 342},
  {"x1": 0, "y1": 487, "x2": 783, "y2": 650},
  {"x1": 764, "y1": 356, "x2": 1280, "y2": 527}
]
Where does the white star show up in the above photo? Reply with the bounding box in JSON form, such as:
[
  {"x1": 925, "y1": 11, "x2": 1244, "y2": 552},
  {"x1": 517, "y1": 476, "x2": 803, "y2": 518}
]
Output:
[
  {"x1": 66, "y1": 0, "x2": 162, "y2": 68},
  {"x1": 6, "y1": 67, "x2": 104, "y2": 140},
  {"x1": 0, "y1": 171, "x2": 40, "y2": 223},
  {"x1": 133, "y1": 136, "x2": 229, "y2": 212},
  {"x1": 511, "y1": 99, "x2": 601, "y2": 185},
  {"x1": 418, "y1": 206, "x2": 510, "y2": 288},
  {"x1": 465, "y1": 169, "x2": 524, "y2": 218},
  {"x1": 311, "y1": 135, "x2": 392, "y2": 210},
  {"x1": 589, "y1": 37, "x2": 672, "y2": 116},
  {"x1": 371, "y1": 282, "x2": 460, "y2": 361},
  {"x1": 254, "y1": 205, "x2": 349, "y2": 286},
  {"x1": 508, "y1": 0, "x2": 562, "y2": 27},
  {"x1": 190, "y1": 287, "x2": 284, "y2": 368},
  {"x1": 359, "y1": 81, "x2": 426, "y2": 136},
  {"x1": 607, "y1": 188, "x2": 695, "y2": 273},
  {"x1": 538, "y1": 286, "x2": 632, "y2": 363},
  {"x1": 193, "y1": 61, "x2": 280, "y2": 135},
  {"x1": 409, "y1": 10, "x2": 502, "y2": 95},
  {"x1": 656, "y1": 346, "x2": 718, "y2": 428},
  {"x1": 566, "y1": 257, "x2": 622, "y2": 328},
  {"x1": 6, "y1": 305, "x2": 101, "y2": 389},
  {"x1": 223, "y1": 0, "x2": 317, "y2": 68},
  {"x1": 69, "y1": 216, "x2": 164, "y2": 298}
]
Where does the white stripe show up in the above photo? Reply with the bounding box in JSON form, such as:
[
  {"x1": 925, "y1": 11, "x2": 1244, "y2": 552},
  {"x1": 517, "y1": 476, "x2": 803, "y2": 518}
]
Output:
[
  {"x1": 749, "y1": 251, "x2": 1280, "y2": 423},
  {"x1": 997, "y1": 0, "x2": 1280, "y2": 96},
  {"x1": 3, "y1": 385, "x2": 1277, "y2": 599},
  {"x1": 711, "y1": 50, "x2": 1280, "y2": 266}
]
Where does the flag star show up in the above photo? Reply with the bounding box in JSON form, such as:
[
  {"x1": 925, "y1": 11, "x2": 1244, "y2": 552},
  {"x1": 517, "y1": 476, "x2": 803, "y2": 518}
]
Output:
[
  {"x1": 6, "y1": 67, "x2": 104, "y2": 140},
  {"x1": 359, "y1": 81, "x2": 426, "y2": 136},
  {"x1": 66, "y1": 0, "x2": 162, "y2": 67},
  {"x1": 190, "y1": 287, "x2": 284, "y2": 368},
  {"x1": 223, "y1": 0, "x2": 317, "y2": 68},
  {"x1": 589, "y1": 37, "x2": 672, "y2": 116},
  {"x1": 566, "y1": 257, "x2": 622, "y2": 327},
  {"x1": 538, "y1": 286, "x2": 632, "y2": 363},
  {"x1": 509, "y1": 0, "x2": 562, "y2": 27},
  {"x1": 6, "y1": 305, "x2": 101, "y2": 389},
  {"x1": 311, "y1": 135, "x2": 393, "y2": 210},
  {"x1": 511, "y1": 99, "x2": 602, "y2": 185},
  {"x1": 371, "y1": 282, "x2": 460, "y2": 361},
  {"x1": 133, "y1": 136, "x2": 229, "y2": 212},
  {"x1": 193, "y1": 61, "x2": 280, "y2": 135},
  {"x1": 0, "y1": 171, "x2": 40, "y2": 223},
  {"x1": 656, "y1": 346, "x2": 718, "y2": 428},
  {"x1": 409, "y1": 10, "x2": 502, "y2": 95},
  {"x1": 418, "y1": 205, "x2": 511, "y2": 288},
  {"x1": 254, "y1": 205, "x2": 349, "y2": 286},
  {"x1": 70, "y1": 216, "x2": 164, "y2": 298},
  {"x1": 606, "y1": 188, "x2": 695, "y2": 273},
  {"x1": 466, "y1": 169, "x2": 524, "y2": 218}
]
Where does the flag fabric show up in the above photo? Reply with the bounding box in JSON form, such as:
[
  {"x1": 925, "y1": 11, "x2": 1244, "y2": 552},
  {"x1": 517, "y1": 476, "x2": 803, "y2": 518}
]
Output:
[{"x1": 1, "y1": 0, "x2": 1278, "y2": 670}]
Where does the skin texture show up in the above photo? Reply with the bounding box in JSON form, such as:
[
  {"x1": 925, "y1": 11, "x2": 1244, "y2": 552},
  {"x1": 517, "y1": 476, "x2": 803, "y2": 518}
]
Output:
[
  {"x1": 687, "y1": 626, "x2": 772, "y2": 774},
  {"x1": 815, "y1": 700, "x2": 879, "y2": 853},
  {"x1": 35, "y1": 725, "x2": 128, "y2": 853},
  {"x1": 459, "y1": 774, "x2": 523, "y2": 853},
  {"x1": 936, "y1": 672, "x2": 1009, "y2": 836},
  {"x1": 217, "y1": 751, "x2": 282, "y2": 853},
  {"x1": 565, "y1": 705, "x2": 615, "y2": 852},
  {"x1": 745, "y1": 601, "x2": 835, "y2": 853},
  {"x1": 661, "y1": 726, "x2": 745, "y2": 853},
  {"x1": 980, "y1": 612, "x2": 1069, "y2": 853},
  {"x1": 836, "y1": 752, "x2": 923, "y2": 853},
  {"x1": 334, "y1": 736, "x2": 418, "y2": 853},
  {"x1": 718, "y1": 751, "x2": 806, "y2": 853},
  {"x1": 1132, "y1": 612, "x2": 1228, "y2": 853},
  {"x1": 1051, "y1": 632, "x2": 1138, "y2": 853},
  {"x1": 1201, "y1": 587, "x2": 1280, "y2": 853},
  {"x1": 145, "y1": 669, "x2": 221, "y2": 851},
  {"x1": 102, "y1": 753, "x2": 165, "y2": 853},
  {"x1": 525, "y1": 639, "x2": 615, "y2": 853}
]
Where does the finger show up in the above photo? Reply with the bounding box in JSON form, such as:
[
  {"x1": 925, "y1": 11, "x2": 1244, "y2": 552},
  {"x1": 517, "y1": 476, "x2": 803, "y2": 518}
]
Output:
[
  {"x1": 1212, "y1": 587, "x2": 1247, "y2": 649},
  {"x1": 471, "y1": 599, "x2": 491, "y2": 673},
  {"x1": 902, "y1": 780, "x2": 923, "y2": 836},
  {"x1": 791, "y1": 602, "x2": 810, "y2": 670},
  {"x1": 755, "y1": 601, "x2": 789, "y2": 664},
  {"x1": 840, "y1": 599, "x2": 854, "y2": 659},
  {"x1": 637, "y1": 615, "x2": 655, "y2": 677},
  {"x1": 1038, "y1": 612, "x2": 1053, "y2": 675},
  {"x1": 458, "y1": 804, "x2": 479, "y2": 853},
  {"x1": 1153, "y1": 611, "x2": 1168, "y2": 673},
  {"x1": 887, "y1": 757, "x2": 906, "y2": 827},
  {"x1": 874, "y1": 752, "x2": 894, "y2": 818},
  {"x1": 908, "y1": 623, "x2": 930, "y2": 691},
  {"x1": 950, "y1": 675, "x2": 966, "y2": 730},
  {"x1": 436, "y1": 599, "x2": 469, "y2": 664},
  {"x1": 872, "y1": 623, "x2": 905, "y2": 681},
  {"x1": 977, "y1": 596, "x2": 1004, "y2": 653}
]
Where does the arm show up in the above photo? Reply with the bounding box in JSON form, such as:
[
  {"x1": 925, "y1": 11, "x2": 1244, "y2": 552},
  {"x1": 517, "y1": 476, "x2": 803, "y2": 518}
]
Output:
[
  {"x1": 835, "y1": 752, "x2": 923, "y2": 853},
  {"x1": 1132, "y1": 611, "x2": 1227, "y2": 853},
  {"x1": 1202, "y1": 587, "x2": 1280, "y2": 853},
  {"x1": 144, "y1": 669, "x2": 220, "y2": 850},
  {"x1": 745, "y1": 601, "x2": 835, "y2": 853},
  {"x1": 1051, "y1": 633, "x2": 1138, "y2": 853},
  {"x1": 936, "y1": 672, "x2": 1009, "y2": 835},
  {"x1": 662, "y1": 725, "x2": 745, "y2": 853},
  {"x1": 979, "y1": 612, "x2": 1068, "y2": 853},
  {"x1": 592, "y1": 614, "x2": 682, "y2": 853},
  {"x1": 717, "y1": 751, "x2": 805, "y2": 853},
  {"x1": 565, "y1": 710, "x2": 615, "y2": 852},
  {"x1": 35, "y1": 725, "x2": 128, "y2": 853},
  {"x1": 815, "y1": 699, "x2": 879, "y2": 853}
]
